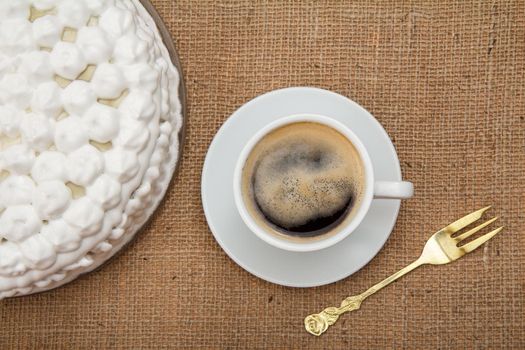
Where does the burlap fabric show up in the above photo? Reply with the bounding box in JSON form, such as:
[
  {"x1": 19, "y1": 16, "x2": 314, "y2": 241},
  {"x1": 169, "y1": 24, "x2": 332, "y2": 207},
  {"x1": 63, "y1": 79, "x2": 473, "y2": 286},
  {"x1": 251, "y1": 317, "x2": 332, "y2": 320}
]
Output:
[{"x1": 1, "y1": 0, "x2": 524, "y2": 348}]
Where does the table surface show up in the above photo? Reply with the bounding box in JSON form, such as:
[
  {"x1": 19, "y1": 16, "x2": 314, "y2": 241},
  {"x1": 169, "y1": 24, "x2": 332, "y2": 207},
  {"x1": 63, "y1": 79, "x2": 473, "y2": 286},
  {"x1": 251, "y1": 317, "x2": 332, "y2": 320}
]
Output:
[{"x1": 2, "y1": 1, "x2": 524, "y2": 349}]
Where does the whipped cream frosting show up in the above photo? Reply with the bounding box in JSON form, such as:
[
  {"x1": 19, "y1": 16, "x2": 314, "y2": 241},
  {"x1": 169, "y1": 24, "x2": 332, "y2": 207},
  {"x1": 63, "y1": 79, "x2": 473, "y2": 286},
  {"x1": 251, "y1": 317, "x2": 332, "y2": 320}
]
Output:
[{"x1": 0, "y1": 0, "x2": 182, "y2": 298}]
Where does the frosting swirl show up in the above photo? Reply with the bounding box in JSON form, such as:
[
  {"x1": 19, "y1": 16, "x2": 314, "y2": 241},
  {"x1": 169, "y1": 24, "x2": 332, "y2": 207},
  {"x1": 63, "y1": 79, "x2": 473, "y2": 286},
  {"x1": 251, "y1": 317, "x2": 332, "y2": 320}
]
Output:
[
  {"x1": 0, "y1": 205, "x2": 42, "y2": 242},
  {"x1": 61, "y1": 80, "x2": 97, "y2": 116},
  {"x1": 32, "y1": 15, "x2": 63, "y2": 48},
  {"x1": 82, "y1": 103, "x2": 120, "y2": 143},
  {"x1": 0, "y1": 144, "x2": 36, "y2": 175},
  {"x1": 33, "y1": 181, "x2": 72, "y2": 219},
  {"x1": 63, "y1": 197, "x2": 104, "y2": 237},
  {"x1": 20, "y1": 112, "x2": 54, "y2": 151},
  {"x1": 41, "y1": 219, "x2": 81, "y2": 253},
  {"x1": 0, "y1": 175, "x2": 36, "y2": 207},
  {"x1": 87, "y1": 174, "x2": 122, "y2": 209},
  {"x1": 30, "y1": 81, "x2": 63, "y2": 117},
  {"x1": 65, "y1": 144, "x2": 104, "y2": 186},
  {"x1": 76, "y1": 26, "x2": 113, "y2": 64},
  {"x1": 54, "y1": 116, "x2": 89, "y2": 153},
  {"x1": 31, "y1": 151, "x2": 67, "y2": 183},
  {"x1": 90, "y1": 63, "x2": 126, "y2": 99},
  {"x1": 50, "y1": 42, "x2": 87, "y2": 80}
]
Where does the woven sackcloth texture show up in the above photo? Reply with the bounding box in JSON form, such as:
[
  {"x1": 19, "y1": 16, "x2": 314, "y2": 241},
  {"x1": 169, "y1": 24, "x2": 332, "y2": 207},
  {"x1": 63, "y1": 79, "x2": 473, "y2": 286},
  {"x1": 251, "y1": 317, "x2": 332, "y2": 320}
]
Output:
[{"x1": 1, "y1": 0, "x2": 524, "y2": 349}]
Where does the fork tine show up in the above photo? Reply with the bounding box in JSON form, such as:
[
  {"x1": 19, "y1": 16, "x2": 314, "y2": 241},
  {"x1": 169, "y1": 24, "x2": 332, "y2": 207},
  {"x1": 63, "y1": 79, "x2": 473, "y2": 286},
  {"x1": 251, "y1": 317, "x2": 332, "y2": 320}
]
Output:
[
  {"x1": 454, "y1": 217, "x2": 499, "y2": 242},
  {"x1": 460, "y1": 227, "x2": 504, "y2": 253},
  {"x1": 442, "y1": 206, "x2": 491, "y2": 235}
]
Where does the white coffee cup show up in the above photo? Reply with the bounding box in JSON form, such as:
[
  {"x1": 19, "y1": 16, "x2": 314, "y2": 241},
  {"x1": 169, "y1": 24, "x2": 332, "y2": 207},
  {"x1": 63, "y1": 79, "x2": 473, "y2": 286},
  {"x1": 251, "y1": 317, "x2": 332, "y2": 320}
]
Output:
[{"x1": 233, "y1": 114, "x2": 413, "y2": 252}]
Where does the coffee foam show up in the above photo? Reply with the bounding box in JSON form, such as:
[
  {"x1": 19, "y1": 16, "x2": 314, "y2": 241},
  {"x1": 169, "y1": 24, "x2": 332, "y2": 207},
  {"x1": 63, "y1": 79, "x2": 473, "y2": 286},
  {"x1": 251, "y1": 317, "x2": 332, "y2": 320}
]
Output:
[
  {"x1": 253, "y1": 141, "x2": 355, "y2": 230},
  {"x1": 242, "y1": 122, "x2": 365, "y2": 241}
]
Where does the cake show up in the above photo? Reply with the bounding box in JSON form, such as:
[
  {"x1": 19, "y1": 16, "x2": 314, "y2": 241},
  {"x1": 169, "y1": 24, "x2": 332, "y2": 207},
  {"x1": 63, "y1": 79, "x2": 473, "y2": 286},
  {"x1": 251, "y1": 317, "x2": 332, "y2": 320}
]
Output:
[{"x1": 0, "y1": 0, "x2": 183, "y2": 298}]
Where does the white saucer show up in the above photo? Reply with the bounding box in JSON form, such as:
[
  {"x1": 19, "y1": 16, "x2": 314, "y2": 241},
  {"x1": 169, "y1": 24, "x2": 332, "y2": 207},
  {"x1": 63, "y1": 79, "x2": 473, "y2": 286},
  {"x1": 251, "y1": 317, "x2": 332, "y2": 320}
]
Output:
[{"x1": 201, "y1": 87, "x2": 403, "y2": 287}]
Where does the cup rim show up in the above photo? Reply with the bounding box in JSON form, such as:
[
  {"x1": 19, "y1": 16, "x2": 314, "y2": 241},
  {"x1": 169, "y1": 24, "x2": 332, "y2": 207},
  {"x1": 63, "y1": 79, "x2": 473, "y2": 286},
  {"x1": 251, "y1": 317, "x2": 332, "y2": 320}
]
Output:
[{"x1": 233, "y1": 113, "x2": 375, "y2": 252}]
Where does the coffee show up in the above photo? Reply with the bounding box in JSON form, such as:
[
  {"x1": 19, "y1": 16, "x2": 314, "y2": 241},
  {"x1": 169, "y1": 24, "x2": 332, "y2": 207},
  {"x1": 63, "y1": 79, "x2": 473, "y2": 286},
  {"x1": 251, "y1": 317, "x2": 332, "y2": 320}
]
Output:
[{"x1": 241, "y1": 121, "x2": 365, "y2": 241}]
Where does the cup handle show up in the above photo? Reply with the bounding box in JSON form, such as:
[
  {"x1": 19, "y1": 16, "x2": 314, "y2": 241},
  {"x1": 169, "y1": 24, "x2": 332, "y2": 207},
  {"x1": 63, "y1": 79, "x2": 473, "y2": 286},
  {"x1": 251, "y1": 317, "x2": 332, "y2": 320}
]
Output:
[{"x1": 373, "y1": 181, "x2": 414, "y2": 199}]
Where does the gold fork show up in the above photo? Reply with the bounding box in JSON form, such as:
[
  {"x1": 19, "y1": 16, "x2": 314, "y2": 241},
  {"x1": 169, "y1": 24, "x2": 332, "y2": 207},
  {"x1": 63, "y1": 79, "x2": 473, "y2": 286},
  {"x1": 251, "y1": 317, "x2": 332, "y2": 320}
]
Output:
[{"x1": 304, "y1": 206, "x2": 503, "y2": 336}]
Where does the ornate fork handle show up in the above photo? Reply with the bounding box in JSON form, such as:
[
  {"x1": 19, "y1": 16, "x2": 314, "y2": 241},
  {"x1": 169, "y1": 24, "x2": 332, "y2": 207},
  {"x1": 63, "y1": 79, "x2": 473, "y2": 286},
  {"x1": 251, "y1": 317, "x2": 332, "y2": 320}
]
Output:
[
  {"x1": 305, "y1": 207, "x2": 503, "y2": 336},
  {"x1": 305, "y1": 259, "x2": 424, "y2": 336}
]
